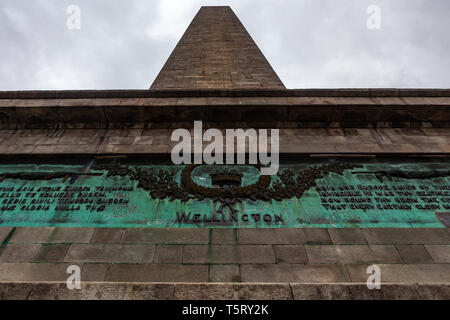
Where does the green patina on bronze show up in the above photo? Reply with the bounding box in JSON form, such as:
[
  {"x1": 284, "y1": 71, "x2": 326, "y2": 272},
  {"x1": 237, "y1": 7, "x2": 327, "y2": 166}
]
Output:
[{"x1": 0, "y1": 159, "x2": 449, "y2": 228}]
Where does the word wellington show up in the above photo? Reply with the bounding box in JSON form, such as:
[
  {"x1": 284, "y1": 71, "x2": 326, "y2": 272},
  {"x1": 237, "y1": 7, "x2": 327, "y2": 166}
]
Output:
[{"x1": 176, "y1": 212, "x2": 284, "y2": 226}]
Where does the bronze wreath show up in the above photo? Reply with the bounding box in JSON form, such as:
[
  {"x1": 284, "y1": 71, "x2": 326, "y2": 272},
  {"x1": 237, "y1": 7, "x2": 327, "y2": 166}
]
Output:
[
  {"x1": 94, "y1": 161, "x2": 360, "y2": 202},
  {"x1": 181, "y1": 164, "x2": 271, "y2": 200}
]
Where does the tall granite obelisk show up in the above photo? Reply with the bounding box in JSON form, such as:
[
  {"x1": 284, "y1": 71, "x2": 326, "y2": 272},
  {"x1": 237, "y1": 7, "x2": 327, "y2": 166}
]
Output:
[{"x1": 151, "y1": 6, "x2": 285, "y2": 90}]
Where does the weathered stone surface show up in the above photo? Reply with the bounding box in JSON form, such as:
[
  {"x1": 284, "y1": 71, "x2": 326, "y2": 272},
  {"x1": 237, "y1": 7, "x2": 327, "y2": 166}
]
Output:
[
  {"x1": 65, "y1": 244, "x2": 155, "y2": 263},
  {"x1": 27, "y1": 283, "x2": 176, "y2": 300},
  {"x1": 306, "y1": 245, "x2": 402, "y2": 264},
  {"x1": 183, "y1": 245, "x2": 275, "y2": 264},
  {"x1": 48, "y1": 228, "x2": 94, "y2": 243},
  {"x1": 112, "y1": 144, "x2": 169, "y2": 154},
  {"x1": 107, "y1": 264, "x2": 208, "y2": 282},
  {"x1": 425, "y1": 245, "x2": 450, "y2": 263},
  {"x1": 422, "y1": 128, "x2": 450, "y2": 136},
  {"x1": 0, "y1": 228, "x2": 13, "y2": 243},
  {"x1": 91, "y1": 228, "x2": 124, "y2": 244},
  {"x1": 154, "y1": 245, "x2": 183, "y2": 264},
  {"x1": 414, "y1": 284, "x2": 450, "y2": 300},
  {"x1": 1, "y1": 126, "x2": 450, "y2": 154},
  {"x1": 363, "y1": 229, "x2": 450, "y2": 244},
  {"x1": 396, "y1": 245, "x2": 434, "y2": 263},
  {"x1": 425, "y1": 97, "x2": 450, "y2": 105},
  {"x1": 105, "y1": 136, "x2": 135, "y2": 145},
  {"x1": 328, "y1": 229, "x2": 367, "y2": 244},
  {"x1": 280, "y1": 143, "x2": 338, "y2": 153},
  {"x1": 133, "y1": 136, "x2": 154, "y2": 145},
  {"x1": 273, "y1": 245, "x2": 308, "y2": 264},
  {"x1": 291, "y1": 284, "x2": 354, "y2": 300},
  {"x1": 418, "y1": 144, "x2": 450, "y2": 153},
  {"x1": 210, "y1": 265, "x2": 240, "y2": 282},
  {"x1": 9, "y1": 227, "x2": 55, "y2": 243},
  {"x1": 81, "y1": 264, "x2": 109, "y2": 282},
  {"x1": 2, "y1": 282, "x2": 450, "y2": 300},
  {"x1": 211, "y1": 229, "x2": 236, "y2": 244},
  {"x1": 57, "y1": 134, "x2": 101, "y2": 145},
  {"x1": 291, "y1": 284, "x2": 428, "y2": 300},
  {"x1": 241, "y1": 264, "x2": 347, "y2": 283},
  {"x1": 4, "y1": 223, "x2": 450, "y2": 299},
  {"x1": 174, "y1": 284, "x2": 292, "y2": 300},
  {"x1": 53, "y1": 145, "x2": 100, "y2": 153},
  {"x1": 122, "y1": 228, "x2": 209, "y2": 244},
  {"x1": 2, "y1": 89, "x2": 450, "y2": 130},
  {"x1": 238, "y1": 229, "x2": 331, "y2": 245},
  {"x1": 347, "y1": 264, "x2": 450, "y2": 283},
  {"x1": 35, "y1": 244, "x2": 70, "y2": 263},
  {"x1": 0, "y1": 244, "x2": 41, "y2": 263},
  {"x1": 0, "y1": 263, "x2": 72, "y2": 281},
  {"x1": 0, "y1": 282, "x2": 35, "y2": 300}
]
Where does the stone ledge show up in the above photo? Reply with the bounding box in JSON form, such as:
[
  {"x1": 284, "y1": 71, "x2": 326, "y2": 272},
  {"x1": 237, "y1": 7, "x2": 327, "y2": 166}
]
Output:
[
  {"x1": 1, "y1": 89, "x2": 450, "y2": 99},
  {"x1": 2, "y1": 128, "x2": 450, "y2": 156},
  {"x1": 0, "y1": 95, "x2": 449, "y2": 130},
  {"x1": 0, "y1": 282, "x2": 449, "y2": 300},
  {"x1": 290, "y1": 283, "x2": 450, "y2": 300}
]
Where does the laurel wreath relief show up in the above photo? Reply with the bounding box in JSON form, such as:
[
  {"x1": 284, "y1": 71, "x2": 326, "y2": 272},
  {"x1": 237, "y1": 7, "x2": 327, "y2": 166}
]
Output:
[{"x1": 93, "y1": 162, "x2": 361, "y2": 203}]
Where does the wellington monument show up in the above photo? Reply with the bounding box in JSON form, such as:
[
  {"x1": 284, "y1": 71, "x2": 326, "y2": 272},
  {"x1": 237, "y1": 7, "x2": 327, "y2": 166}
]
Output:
[{"x1": 0, "y1": 6, "x2": 449, "y2": 299}]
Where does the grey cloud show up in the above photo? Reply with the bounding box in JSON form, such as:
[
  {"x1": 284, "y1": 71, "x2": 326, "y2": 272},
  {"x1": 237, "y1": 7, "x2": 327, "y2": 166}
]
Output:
[{"x1": 0, "y1": 0, "x2": 449, "y2": 90}]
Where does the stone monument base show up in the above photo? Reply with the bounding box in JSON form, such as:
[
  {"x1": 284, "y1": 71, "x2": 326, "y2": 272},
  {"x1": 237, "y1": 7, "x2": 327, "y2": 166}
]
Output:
[{"x1": 1, "y1": 227, "x2": 450, "y2": 299}]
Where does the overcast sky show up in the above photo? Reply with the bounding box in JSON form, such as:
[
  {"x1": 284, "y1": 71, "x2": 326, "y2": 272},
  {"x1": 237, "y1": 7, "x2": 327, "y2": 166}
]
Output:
[{"x1": 1, "y1": 0, "x2": 449, "y2": 90}]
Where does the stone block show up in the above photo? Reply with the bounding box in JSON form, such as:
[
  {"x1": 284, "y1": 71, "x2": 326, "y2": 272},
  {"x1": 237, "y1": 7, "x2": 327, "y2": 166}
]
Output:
[
  {"x1": 65, "y1": 244, "x2": 155, "y2": 263},
  {"x1": 49, "y1": 228, "x2": 94, "y2": 243},
  {"x1": 396, "y1": 245, "x2": 434, "y2": 263},
  {"x1": 306, "y1": 245, "x2": 401, "y2": 264},
  {"x1": 82, "y1": 264, "x2": 109, "y2": 282},
  {"x1": 347, "y1": 264, "x2": 450, "y2": 283},
  {"x1": 0, "y1": 244, "x2": 41, "y2": 262},
  {"x1": 0, "y1": 263, "x2": 72, "y2": 281},
  {"x1": 107, "y1": 264, "x2": 208, "y2": 282},
  {"x1": 90, "y1": 228, "x2": 124, "y2": 244},
  {"x1": 122, "y1": 228, "x2": 209, "y2": 244},
  {"x1": 183, "y1": 245, "x2": 275, "y2": 264},
  {"x1": 154, "y1": 245, "x2": 183, "y2": 264},
  {"x1": 210, "y1": 265, "x2": 240, "y2": 282},
  {"x1": 363, "y1": 229, "x2": 450, "y2": 245},
  {"x1": 174, "y1": 284, "x2": 292, "y2": 300},
  {"x1": 237, "y1": 229, "x2": 331, "y2": 245},
  {"x1": 0, "y1": 228, "x2": 13, "y2": 243},
  {"x1": 241, "y1": 264, "x2": 347, "y2": 283},
  {"x1": 9, "y1": 227, "x2": 55, "y2": 243},
  {"x1": 273, "y1": 245, "x2": 308, "y2": 263},
  {"x1": 211, "y1": 229, "x2": 236, "y2": 244},
  {"x1": 35, "y1": 244, "x2": 70, "y2": 262},
  {"x1": 425, "y1": 245, "x2": 450, "y2": 263},
  {"x1": 328, "y1": 229, "x2": 367, "y2": 245}
]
